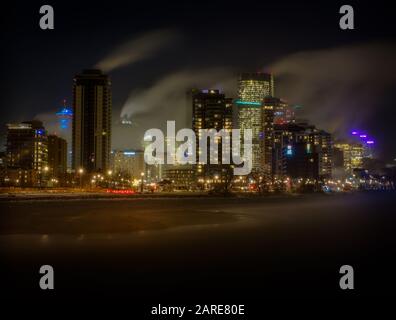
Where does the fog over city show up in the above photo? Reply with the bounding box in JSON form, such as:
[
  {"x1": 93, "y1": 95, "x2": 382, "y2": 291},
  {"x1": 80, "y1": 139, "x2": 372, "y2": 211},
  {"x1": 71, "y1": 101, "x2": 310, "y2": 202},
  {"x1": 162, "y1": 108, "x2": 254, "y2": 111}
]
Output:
[
  {"x1": 1, "y1": 2, "x2": 395, "y2": 161},
  {"x1": 31, "y1": 34, "x2": 396, "y2": 161}
]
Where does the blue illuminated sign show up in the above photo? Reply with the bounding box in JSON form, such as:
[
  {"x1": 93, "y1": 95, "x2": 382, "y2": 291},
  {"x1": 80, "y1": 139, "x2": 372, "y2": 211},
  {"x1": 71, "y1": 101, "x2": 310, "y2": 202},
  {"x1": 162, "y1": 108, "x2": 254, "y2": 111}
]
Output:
[{"x1": 235, "y1": 100, "x2": 261, "y2": 106}]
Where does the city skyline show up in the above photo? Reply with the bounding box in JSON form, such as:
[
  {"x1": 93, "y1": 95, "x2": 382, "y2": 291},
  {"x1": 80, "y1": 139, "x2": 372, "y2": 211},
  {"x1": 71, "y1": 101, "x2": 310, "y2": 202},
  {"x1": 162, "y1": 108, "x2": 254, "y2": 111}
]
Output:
[
  {"x1": 1, "y1": 1, "x2": 396, "y2": 162},
  {"x1": 2, "y1": 70, "x2": 394, "y2": 192},
  {"x1": 2, "y1": 1, "x2": 396, "y2": 309}
]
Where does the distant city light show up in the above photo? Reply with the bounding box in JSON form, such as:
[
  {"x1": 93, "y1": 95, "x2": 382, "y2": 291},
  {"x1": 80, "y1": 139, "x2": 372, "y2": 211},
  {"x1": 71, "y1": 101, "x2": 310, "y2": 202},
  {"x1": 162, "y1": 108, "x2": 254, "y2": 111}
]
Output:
[
  {"x1": 351, "y1": 131, "x2": 358, "y2": 135},
  {"x1": 359, "y1": 134, "x2": 367, "y2": 138},
  {"x1": 366, "y1": 140, "x2": 374, "y2": 144},
  {"x1": 123, "y1": 151, "x2": 136, "y2": 156}
]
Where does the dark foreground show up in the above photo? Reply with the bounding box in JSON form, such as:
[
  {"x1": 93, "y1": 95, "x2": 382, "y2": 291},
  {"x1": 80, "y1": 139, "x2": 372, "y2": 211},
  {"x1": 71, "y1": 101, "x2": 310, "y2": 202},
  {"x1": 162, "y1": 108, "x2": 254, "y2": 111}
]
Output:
[{"x1": 0, "y1": 193, "x2": 395, "y2": 311}]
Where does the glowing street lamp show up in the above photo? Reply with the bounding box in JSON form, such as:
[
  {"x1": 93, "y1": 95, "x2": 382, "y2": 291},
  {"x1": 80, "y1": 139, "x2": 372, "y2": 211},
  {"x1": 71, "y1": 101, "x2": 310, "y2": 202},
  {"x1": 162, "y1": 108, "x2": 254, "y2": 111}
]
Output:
[
  {"x1": 40, "y1": 165, "x2": 50, "y2": 188},
  {"x1": 140, "y1": 172, "x2": 145, "y2": 193},
  {"x1": 78, "y1": 168, "x2": 84, "y2": 188}
]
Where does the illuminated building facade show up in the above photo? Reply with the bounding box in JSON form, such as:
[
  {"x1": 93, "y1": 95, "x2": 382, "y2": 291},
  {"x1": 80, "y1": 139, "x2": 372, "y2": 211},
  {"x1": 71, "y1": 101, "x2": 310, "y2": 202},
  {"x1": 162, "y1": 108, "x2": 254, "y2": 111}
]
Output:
[
  {"x1": 5, "y1": 120, "x2": 48, "y2": 186},
  {"x1": 317, "y1": 131, "x2": 332, "y2": 178},
  {"x1": 273, "y1": 123, "x2": 333, "y2": 179},
  {"x1": 261, "y1": 98, "x2": 277, "y2": 178},
  {"x1": 334, "y1": 142, "x2": 364, "y2": 174},
  {"x1": 350, "y1": 130, "x2": 375, "y2": 159},
  {"x1": 72, "y1": 69, "x2": 112, "y2": 174},
  {"x1": 237, "y1": 72, "x2": 275, "y2": 173},
  {"x1": 164, "y1": 165, "x2": 196, "y2": 190},
  {"x1": 112, "y1": 150, "x2": 145, "y2": 180},
  {"x1": 238, "y1": 72, "x2": 274, "y2": 102},
  {"x1": 273, "y1": 99, "x2": 295, "y2": 125},
  {"x1": 192, "y1": 89, "x2": 233, "y2": 183},
  {"x1": 237, "y1": 100, "x2": 262, "y2": 171}
]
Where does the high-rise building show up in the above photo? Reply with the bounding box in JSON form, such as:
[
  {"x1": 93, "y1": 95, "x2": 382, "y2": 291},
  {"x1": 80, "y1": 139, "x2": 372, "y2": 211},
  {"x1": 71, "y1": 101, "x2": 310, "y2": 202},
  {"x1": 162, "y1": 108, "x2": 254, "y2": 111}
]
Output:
[
  {"x1": 72, "y1": 69, "x2": 112, "y2": 174},
  {"x1": 273, "y1": 99, "x2": 295, "y2": 125},
  {"x1": 237, "y1": 72, "x2": 274, "y2": 102},
  {"x1": 273, "y1": 123, "x2": 333, "y2": 180},
  {"x1": 284, "y1": 142, "x2": 320, "y2": 180},
  {"x1": 261, "y1": 98, "x2": 277, "y2": 178},
  {"x1": 192, "y1": 89, "x2": 233, "y2": 184},
  {"x1": 5, "y1": 120, "x2": 48, "y2": 186},
  {"x1": 236, "y1": 100, "x2": 262, "y2": 171},
  {"x1": 48, "y1": 134, "x2": 67, "y2": 183},
  {"x1": 317, "y1": 131, "x2": 333, "y2": 178},
  {"x1": 236, "y1": 72, "x2": 275, "y2": 173},
  {"x1": 334, "y1": 142, "x2": 364, "y2": 174},
  {"x1": 6, "y1": 120, "x2": 48, "y2": 171}
]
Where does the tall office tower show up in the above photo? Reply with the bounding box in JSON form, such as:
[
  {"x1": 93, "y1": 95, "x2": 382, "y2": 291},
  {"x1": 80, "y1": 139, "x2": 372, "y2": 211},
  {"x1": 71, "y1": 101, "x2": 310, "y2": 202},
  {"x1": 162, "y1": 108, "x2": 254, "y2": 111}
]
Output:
[
  {"x1": 236, "y1": 99, "x2": 262, "y2": 171},
  {"x1": 317, "y1": 131, "x2": 333, "y2": 179},
  {"x1": 237, "y1": 72, "x2": 275, "y2": 173},
  {"x1": 238, "y1": 72, "x2": 274, "y2": 102},
  {"x1": 261, "y1": 98, "x2": 277, "y2": 178},
  {"x1": 5, "y1": 120, "x2": 48, "y2": 186},
  {"x1": 72, "y1": 69, "x2": 112, "y2": 173},
  {"x1": 48, "y1": 134, "x2": 67, "y2": 183},
  {"x1": 192, "y1": 89, "x2": 233, "y2": 185}
]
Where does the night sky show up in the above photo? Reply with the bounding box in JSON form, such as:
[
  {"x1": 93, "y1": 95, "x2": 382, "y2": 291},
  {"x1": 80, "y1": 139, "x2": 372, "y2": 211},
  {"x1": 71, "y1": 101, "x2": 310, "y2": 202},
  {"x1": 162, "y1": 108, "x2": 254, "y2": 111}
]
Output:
[{"x1": 1, "y1": 0, "x2": 395, "y2": 161}]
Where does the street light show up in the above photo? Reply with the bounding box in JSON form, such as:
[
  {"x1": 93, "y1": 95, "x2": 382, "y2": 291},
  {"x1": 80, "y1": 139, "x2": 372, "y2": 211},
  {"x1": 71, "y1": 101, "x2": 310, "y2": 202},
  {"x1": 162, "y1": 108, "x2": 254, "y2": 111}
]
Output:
[
  {"x1": 40, "y1": 166, "x2": 49, "y2": 188},
  {"x1": 78, "y1": 168, "x2": 84, "y2": 188},
  {"x1": 106, "y1": 170, "x2": 113, "y2": 188},
  {"x1": 140, "y1": 172, "x2": 145, "y2": 193}
]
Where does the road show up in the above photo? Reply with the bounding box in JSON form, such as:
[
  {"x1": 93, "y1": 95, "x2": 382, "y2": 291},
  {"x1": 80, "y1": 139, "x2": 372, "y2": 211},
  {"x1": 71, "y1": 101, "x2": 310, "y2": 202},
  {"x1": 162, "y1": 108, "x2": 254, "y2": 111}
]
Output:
[{"x1": 0, "y1": 192, "x2": 395, "y2": 305}]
